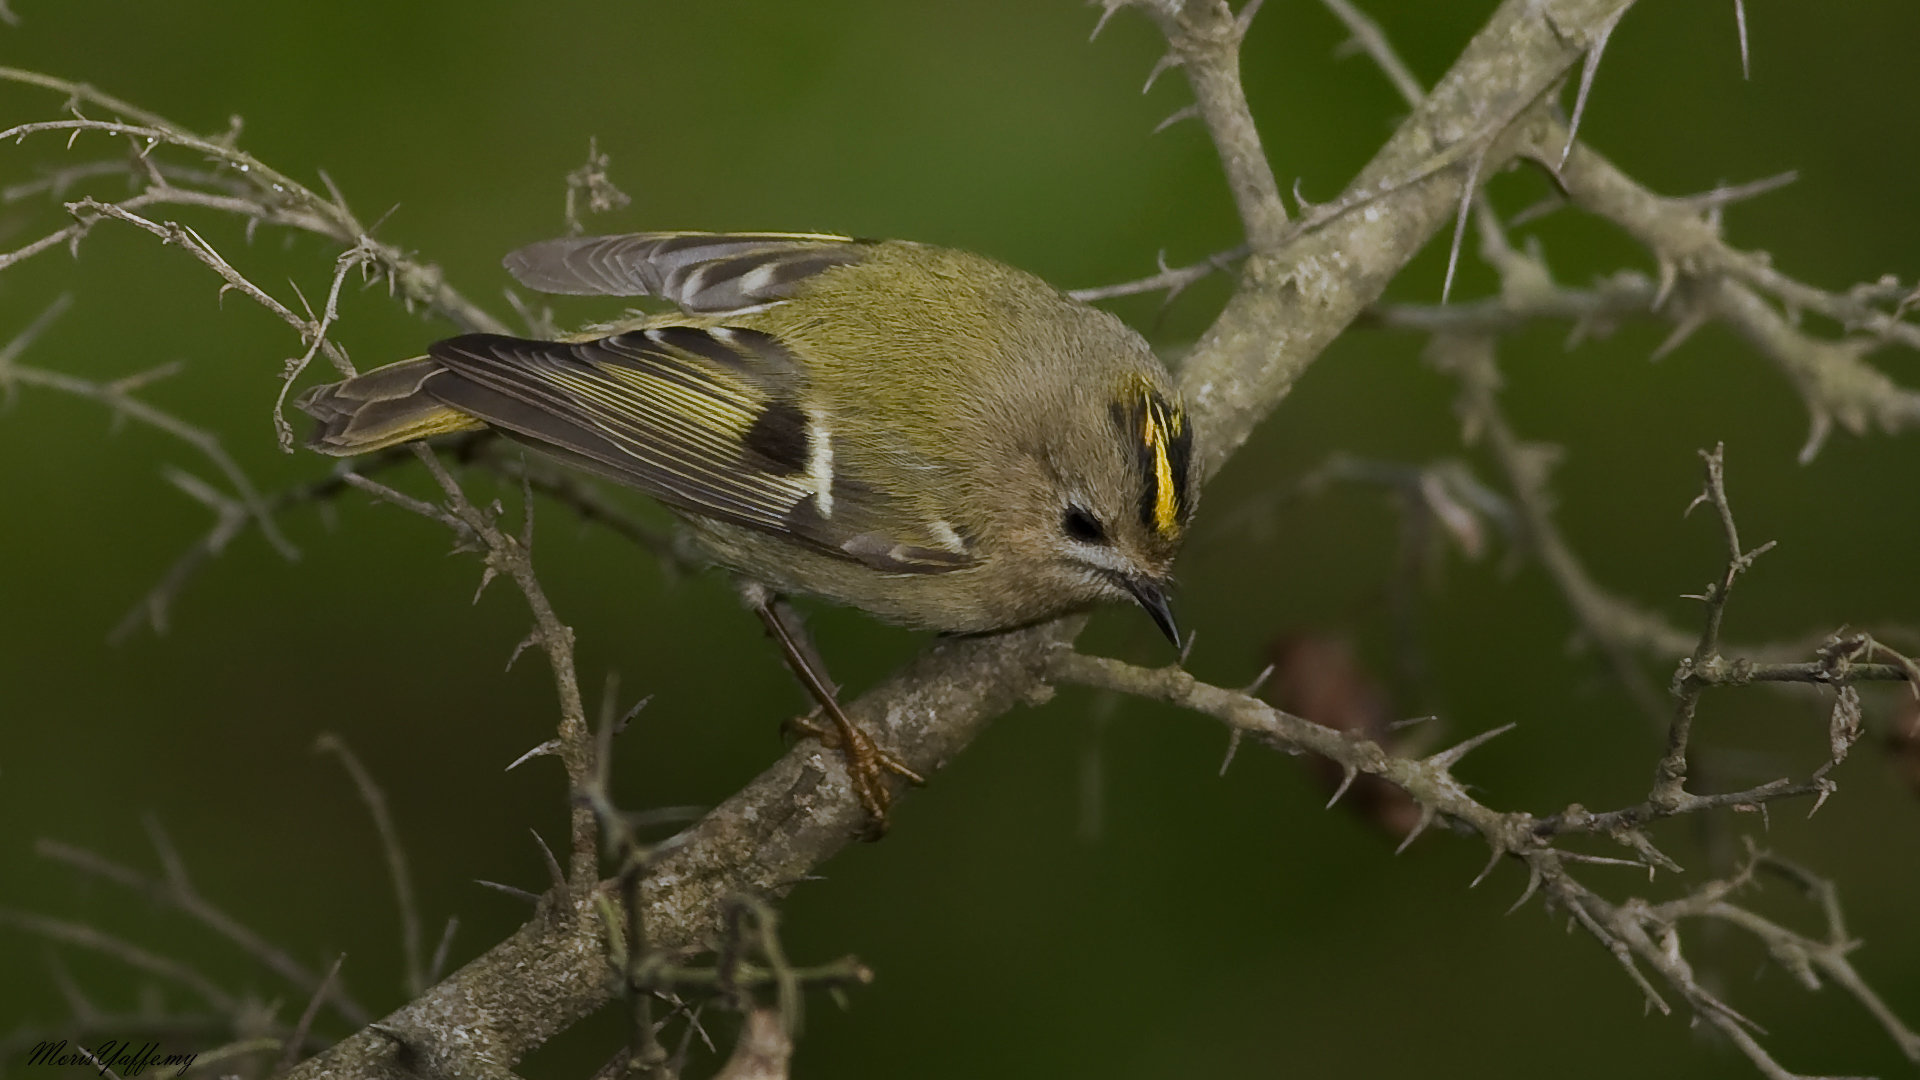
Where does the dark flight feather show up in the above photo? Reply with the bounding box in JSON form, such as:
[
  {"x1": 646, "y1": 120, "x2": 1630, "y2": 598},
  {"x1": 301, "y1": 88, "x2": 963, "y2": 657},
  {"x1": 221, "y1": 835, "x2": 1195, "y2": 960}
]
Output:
[{"x1": 502, "y1": 232, "x2": 870, "y2": 312}]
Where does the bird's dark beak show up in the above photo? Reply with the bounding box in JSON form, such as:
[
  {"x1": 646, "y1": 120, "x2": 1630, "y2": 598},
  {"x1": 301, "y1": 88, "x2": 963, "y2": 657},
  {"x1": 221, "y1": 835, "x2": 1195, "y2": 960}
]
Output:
[{"x1": 1124, "y1": 577, "x2": 1181, "y2": 648}]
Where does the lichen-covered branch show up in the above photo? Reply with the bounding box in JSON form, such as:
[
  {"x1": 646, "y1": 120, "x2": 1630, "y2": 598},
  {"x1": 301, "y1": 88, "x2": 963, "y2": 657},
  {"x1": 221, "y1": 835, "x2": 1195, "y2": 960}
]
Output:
[
  {"x1": 1376, "y1": 203, "x2": 1867, "y2": 682},
  {"x1": 1430, "y1": 331, "x2": 1675, "y2": 719},
  {"x1": 1167, "y1": 0, "x2": 1634, "y2": 474},
  {"x1": 1518, "y1": 119, "x2": 1920, "y2": 461},
  {"x1": 1050, "y1": 642, "x2": 1912, "y2": 1079},
  {"x1": 1111, "y1": 0, "x2": 1289, "y2": 248}
]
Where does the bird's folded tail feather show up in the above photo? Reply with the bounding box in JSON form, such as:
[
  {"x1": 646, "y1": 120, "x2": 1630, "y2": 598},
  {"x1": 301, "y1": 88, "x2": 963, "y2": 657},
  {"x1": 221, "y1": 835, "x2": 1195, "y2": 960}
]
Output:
[{"x1": 297, "y1": 358, "x2": 485, "y2": 455}]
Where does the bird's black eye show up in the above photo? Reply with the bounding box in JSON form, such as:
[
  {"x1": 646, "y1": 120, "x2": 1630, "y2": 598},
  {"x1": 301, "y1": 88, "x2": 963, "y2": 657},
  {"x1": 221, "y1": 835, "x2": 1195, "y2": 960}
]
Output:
[{"x1": 1063, "y1": 506, "x2": 1108, "y2": 544}]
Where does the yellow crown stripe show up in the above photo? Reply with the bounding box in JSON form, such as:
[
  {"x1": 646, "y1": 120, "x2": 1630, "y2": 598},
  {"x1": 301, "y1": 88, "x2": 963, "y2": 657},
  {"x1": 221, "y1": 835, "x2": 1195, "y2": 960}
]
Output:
[
  {"x1": 1114, "y1": 375, "x2": 1187, "y2": 539},
  {"x1": 1143, "y1": 397, "x2": 1180, "y2": 537}
]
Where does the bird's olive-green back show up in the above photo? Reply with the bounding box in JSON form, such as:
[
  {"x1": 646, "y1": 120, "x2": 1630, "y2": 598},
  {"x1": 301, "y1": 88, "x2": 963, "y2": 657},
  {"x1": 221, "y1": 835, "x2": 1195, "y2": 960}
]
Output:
[{"x1": 712, "y1": 241, "x2": 1194, "y2": 571}]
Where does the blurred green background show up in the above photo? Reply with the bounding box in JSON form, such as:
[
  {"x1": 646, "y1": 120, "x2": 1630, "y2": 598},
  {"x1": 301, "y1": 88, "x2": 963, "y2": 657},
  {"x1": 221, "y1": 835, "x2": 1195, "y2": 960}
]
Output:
[{"x1": 3, "y1": 2, "x2": 1917, "y2": 1078}]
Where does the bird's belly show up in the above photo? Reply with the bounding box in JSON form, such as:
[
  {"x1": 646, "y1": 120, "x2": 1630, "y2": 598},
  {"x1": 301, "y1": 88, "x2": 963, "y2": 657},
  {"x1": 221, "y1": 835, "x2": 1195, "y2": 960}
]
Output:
[{"x1": 681, "y1": 517, "x2": 1016, "y2": 634}]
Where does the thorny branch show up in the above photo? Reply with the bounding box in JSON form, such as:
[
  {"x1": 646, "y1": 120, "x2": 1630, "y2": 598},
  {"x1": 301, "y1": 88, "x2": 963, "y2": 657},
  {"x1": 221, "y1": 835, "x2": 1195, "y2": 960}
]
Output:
[
  {"x1": 1051, "y1": 624, "x2": 1915, "y2": 1079},
  {"x1": 1313, "y1": 1, "x2": 1915, "y2": 694},
  {"x1": 0, "y1": 68, "x2": 509, "y2": 337},
  {"x1": 295, "y1": 450, "x2": 870, "y2": 1080},
  {"x1": 1363, "y1": 169, "x2": 1920, "y2": 462},
  {"x1": 1122, "y1": 0, "x2": 1290, "y2": 248},
  {"x1": 313, "y1": 735, "x2": 430, "y2": 1001},
  {"x1": 1517, "y1": 119, "x2": 1920, "y2": 462},
  {"x1": 0, "y1": 295, "x2": 296, "y2": 568},
  {"x1": 1366, "y1": 219, "x2": 1911, "y2": 736},
  {"x1": 1087, "y1": 5, "x2": 1920, "y2": 466},
  {"x1": 1090, "y1": 0, "x2": 1858, "y2": 726},
  {"x1": 0, "y1": 868, "x2": 358, "y2": 1075},
  {"x1": 1654, "y1": 444, "x2": 1778, "y2": 808},
  {"x1": 348, "y1": 445, "x2": 600, "y2": 888},
  {"x1": 34, "y1": 825, "x2": 372, "y2": 1028},
  {"x1": 1432, "y1": 330, "x2": 1674, "y2": 722},
  {"x1": 108, "y1": 434, "x2": 688, "y2": 647}
]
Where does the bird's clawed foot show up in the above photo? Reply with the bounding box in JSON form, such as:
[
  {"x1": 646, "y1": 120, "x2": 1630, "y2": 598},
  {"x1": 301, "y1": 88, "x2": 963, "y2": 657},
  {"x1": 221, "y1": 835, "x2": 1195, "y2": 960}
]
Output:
[{"x1": 787, "y1": 706, "x2": 927, "y2": 839}]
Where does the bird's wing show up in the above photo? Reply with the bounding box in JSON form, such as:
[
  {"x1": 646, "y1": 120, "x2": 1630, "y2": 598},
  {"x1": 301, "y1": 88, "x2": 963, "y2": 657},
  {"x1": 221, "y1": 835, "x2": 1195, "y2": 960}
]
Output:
[{"x1": 424, "y1": 327, "x2": 972, "y2": 574}]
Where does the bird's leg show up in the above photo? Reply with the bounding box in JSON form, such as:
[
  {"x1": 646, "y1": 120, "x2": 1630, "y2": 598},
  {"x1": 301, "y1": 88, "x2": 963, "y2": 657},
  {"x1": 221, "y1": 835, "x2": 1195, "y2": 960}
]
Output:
[{"x1": 751, "y1": 595, "x2": 925, "y2": 838}]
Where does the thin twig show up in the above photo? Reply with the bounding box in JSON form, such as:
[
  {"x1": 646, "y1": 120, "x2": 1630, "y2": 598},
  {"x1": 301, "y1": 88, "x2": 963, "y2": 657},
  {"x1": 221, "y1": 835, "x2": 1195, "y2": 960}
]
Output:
[
  {"x1": 1653, "y1": 444, "x2": 1776, "y2": 808},
  {"x1": 398, "y1": 445, "x2": 599, "y2": 887},
  {"x1": 0, "y1": 296, "x2": 296, "y2": 563},
  {"x1": 33, "y1": 831, "x2": 371, "y2": 1026},
  {"x1": 274, "y1": 954, "x2": 345, "y2": 1077},
  {"x1": 1320, "y1": 0, "x2": 1424, "y2": 108},
  {"x1": 1526, "y1": 121, "x2": 1920, "y2": 459},
  {"x1": 313, "y1": 734, "x2": 426, "y2": 998},
  {"x1": 1067, "y1": 244, "x2": 1249, "y2": 302},
  {"x1": 0, "y1": 72, "x2": 510, "y2": 333},
  {"x1": 0, "y1": 909, "x2": 240, "y2": 1015}
]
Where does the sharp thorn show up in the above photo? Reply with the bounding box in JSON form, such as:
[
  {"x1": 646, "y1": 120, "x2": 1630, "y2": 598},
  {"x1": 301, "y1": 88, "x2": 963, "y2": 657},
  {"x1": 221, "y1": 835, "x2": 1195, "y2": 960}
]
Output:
[
  {"x1": 531, "y1": 827, "x2": 566, "y2": 892},
  {"x1": 506, "y1": 630, "x2": 539, "y2": 672},
  {"x1": 1426, "y1": 722, "x2": 1517, "y2": 771},
  {"x1": 1218, "y1": 729, "x2": 1244, "y2": 777},
  {"x1": 1506, "y1": 864, "x2": 1543, "y2": 915},
  {"x1": 1142, "y1": 52, "x2": 1183, "y2": 94},
  {"x1": 1560, "y1": 7, "x2": 1625, "y2": 166},
  {"x1": 1649, "y1": 310, "x2": 1708, "y2": 362},
  {"x1": 1394, "y1": 805, "x2": 1436, "y2": 855},
  {"x1": 1470, "y1": 844, "x2": 1507, "y2": 888},
  {"x1": 506, "y1": 738, "x2": 562, "y2": 771},
  {"x1": 1808, "y1": 780, "x2": 1834, "y2": 818},
  {"x1": 1326, "y1": 765, "x2": 1359, "y2": 809},
  {"x1": 1653, "y1": 258, "x2": 1679, "y2": 310},
  {"x1": 1734, "y1": 0, "x2": 1750, "y2": 80},
  {"x1": 473, "y1": 565, "x2": 499, "y2": 604},
  {"x1": 473, "y1": 879, "x2": 540, "y2": 904},
  {"x1": 1154, "y1": 103, "x2": 1201, "y2": 134},
  {"x1": 1089, "y1": 0, "x2": 1124, "y2": 41},
  {"x1": 1440, "y1": 152, "x2": 1482, "y2": 304}
]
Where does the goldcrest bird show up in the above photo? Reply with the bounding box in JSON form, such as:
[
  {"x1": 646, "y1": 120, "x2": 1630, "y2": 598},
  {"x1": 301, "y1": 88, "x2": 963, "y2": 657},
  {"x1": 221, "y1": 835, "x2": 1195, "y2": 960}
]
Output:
[{"x1": 298, "y1": 232, "x2": 1199, "y2": 831}]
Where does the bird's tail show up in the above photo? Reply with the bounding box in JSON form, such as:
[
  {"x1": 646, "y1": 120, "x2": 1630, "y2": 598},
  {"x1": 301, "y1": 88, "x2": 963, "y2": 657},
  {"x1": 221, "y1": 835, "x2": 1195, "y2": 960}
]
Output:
[{"x1": 297, "y1": 358, "x2": 485, "y2": 455}]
